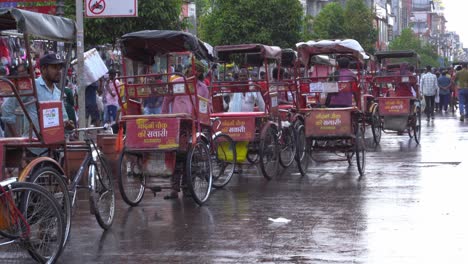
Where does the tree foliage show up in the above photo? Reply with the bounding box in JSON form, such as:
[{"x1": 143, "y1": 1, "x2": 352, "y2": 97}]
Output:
[
  {"x1": 389, "y1": 29, "x2": 439, "y2": 67},
  {"x1": 199, "y1": 0, "x2": 303, "y2": 48},
  {"x1": 312, "y1": 3, "x2": 345, "y2": 39},
  {"x1": 343, "y1": 0, "x2": 377, "y2": 54},
  {"x1": 63, "y1": 0, "x2": 185, "y2": 48},
  {"x1": 310, "y1": 0, "x2": 376, "y2": 53}
]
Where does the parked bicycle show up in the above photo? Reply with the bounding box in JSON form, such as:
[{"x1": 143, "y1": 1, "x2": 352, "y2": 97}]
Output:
[{"x1": 0, "y1": 177, "x2": 65, "y2": 263}]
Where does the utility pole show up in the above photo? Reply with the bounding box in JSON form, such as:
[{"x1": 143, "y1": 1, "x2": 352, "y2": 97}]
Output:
[{"x1": 76, "y1": 0, "x2": 86, "y2": 132}]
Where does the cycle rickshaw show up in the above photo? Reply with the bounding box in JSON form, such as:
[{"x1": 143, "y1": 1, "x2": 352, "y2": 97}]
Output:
[
  {"x1": 210, "y1": 44, "x2": 285, "y2": 180},
  {"x1": 0, "y1": 7, "x2": 75, "y2": 262},
  {"x1": 372, "y1": 50, "x2": 422, "y2": 144},
  {"x1": 294, "y1": 39, "x2": 367, "y2": 177},
  {"x1": 115, "y1": 30, "x2": 217, "y2": 206}
]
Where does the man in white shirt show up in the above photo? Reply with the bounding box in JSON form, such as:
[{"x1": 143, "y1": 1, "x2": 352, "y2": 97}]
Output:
[
  {"x1": 228, "y1": 68, "x2": 265, "y2": 112},
  {"x1": 420, "y1": 65, "x2": 439, "y2": 121}
]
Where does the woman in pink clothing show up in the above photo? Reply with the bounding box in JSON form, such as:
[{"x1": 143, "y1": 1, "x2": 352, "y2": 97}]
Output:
[
  {"x1": 161, "y1": 60, "x2": 208, "y2": 199},
  {"x1": 328, "y1": 57, "x2": 356, "y2": 107},
  {"x1": 161, "y1": 61, "x2": 209, "y2": 115}
]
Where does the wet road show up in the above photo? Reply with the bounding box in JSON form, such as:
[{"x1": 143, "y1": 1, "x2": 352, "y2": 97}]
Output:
[{"x1": 9, "y1": 112, "x2": 468, "y2": 263}]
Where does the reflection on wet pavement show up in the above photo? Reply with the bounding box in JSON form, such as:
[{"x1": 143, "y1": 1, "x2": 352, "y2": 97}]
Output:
[{"x1": 5, "y1": 113, "x2": 468, "y2": 263}]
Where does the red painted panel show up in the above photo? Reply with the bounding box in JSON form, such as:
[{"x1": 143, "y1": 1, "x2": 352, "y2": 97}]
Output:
[
  {"x1": 125, "y1": 118, "x2": 180, "y2": 150},
  {"x1": 379, "y1": 97, "x2": 411, "y2": 115},
  {"x1": 305, "y1": 109, "x2": 352, "y2": 137}
]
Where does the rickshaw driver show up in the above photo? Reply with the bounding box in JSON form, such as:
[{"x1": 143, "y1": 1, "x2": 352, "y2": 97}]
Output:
[
  {"x1": 161, "y1": 60, "x2": 209, "y2": 199},
  {"x1": 1, "y1": 53, "x2": 74, "y2": 155},
  {"x1": 327, "y1": 57, "x2": 356, "y2": 107},
  {"x1": 395, "y1": 63, "x2": 419, "y2": 98},
  {"x1": 228, "y1": 68, "x2": 265, "y2": 112}
]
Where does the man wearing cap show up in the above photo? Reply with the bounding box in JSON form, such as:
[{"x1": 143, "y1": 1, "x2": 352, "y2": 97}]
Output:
[{"x1": 1, "y1": 53, "x2": 72, "y2": 154}]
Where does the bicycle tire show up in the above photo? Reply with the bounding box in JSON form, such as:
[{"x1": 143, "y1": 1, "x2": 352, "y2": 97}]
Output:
[
  {"x1": 279, "y1": 126, "x2": 296, "y2": 168},
  {"x1": 118, "y1": 151, "x2": 146, "y2": 206},
  {"x1": 186, "y1": 141, "x2": 212, "y2": 205},
  {"x1": 211, "y1": 133, "x2": 236, "y2": 188},
  {"x1": 89, "y1": 155, "x2": 115, "y2": 230},
  {"x1": 2, "y1": 181, "x2": 65, "y2": 263},
  {"x1": 259, "y1": 125, "x2": 280, "y2": 180},
  {"x1": 28, "y1": 167, "x2": 72, "y2": 248}
]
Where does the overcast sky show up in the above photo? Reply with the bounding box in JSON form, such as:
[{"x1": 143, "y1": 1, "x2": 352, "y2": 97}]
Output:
[{"x1": 443, "y1": 0, "x2": 468, "y2": 46}]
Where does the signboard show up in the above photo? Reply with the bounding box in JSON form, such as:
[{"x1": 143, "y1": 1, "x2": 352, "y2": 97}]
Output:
[
  {"x1": 125, "y1": 118, "x2": 180, "y2": 150},
  {"x1": 0, "y1": 1, "x2": 56, "y2": 15},
  {"x1": 214, "y1": 117, "x2": 256, "y2": 141},
  {"x1": 379, "y1": 97, "x2": 411, "y2": 115},
  {"x1": 38, "y1": 101, "x2": 65, "y2": 144},
  {"x1": 305, "y1": 109, "x2": 352, "y2": 137},
  {"x1": 85, "y1": 0, "x2": 137, "y2": 18}
]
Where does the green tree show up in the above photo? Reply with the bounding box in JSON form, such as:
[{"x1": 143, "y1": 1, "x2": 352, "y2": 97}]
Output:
[
  {"x1": 389, "y1": 29, "x2": 439, "y2": 67},
  {"x1": 312, "y1": 3, "x2": 345, "y2": 39},
  {"x1": 343, "y1": 0, "x2": 377, "y2": 53},
  {"x1": 63, "y1": 0, "x2": 185, "y2": 48},
  {"x1": 199, "y1": 0, "x2": 303, "y2": 48}
]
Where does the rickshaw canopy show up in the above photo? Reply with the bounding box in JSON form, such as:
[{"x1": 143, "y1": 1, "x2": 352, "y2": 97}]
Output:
[
  {"x1": 216, "y1": 44, "x2": 282, "y2": 62},
  {"x1": 120, "y1": 30, "x2": 214, "y2": 65},
  {"x1": 374, "y1": 50, "x2": 419, "y2": 62},
  {"x1": 0, "y1": 8, "x2": 76, "y2": 42},
  {"x1": 296, "y1": 39, "x2": 368, "y2": 66},
  {"x1": 280, "y1": 48, "x2": 297, "y2": 67}
]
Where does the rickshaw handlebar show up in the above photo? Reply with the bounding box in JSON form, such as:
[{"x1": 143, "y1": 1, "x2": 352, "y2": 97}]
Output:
[{"x1": 73, "y1": 124, "x2": 111, "y2": 133}]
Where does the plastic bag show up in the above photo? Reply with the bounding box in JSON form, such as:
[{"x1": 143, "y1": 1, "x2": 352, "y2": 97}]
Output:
[{"x1": 421, "y1": 98, "x2": 426, "y2": 112}]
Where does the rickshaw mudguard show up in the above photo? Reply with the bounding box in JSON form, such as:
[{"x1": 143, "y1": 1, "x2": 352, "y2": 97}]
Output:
[{"x1": 18, "y1": 157, "x2": 65, "y2": 182}]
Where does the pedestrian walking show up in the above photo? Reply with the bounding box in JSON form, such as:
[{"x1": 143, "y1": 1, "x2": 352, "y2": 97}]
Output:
[
  {"x1": 455, "y1": 63, "x2": 468, "y2": 121},
  {"x1": 103, "y1": 69, "x2": 120, "y2": 124},
  {"x1": 420, "y1": 65, "x2": 439, "y2": 121},
  {"x1": 437, "y1": 70, "x2": 452, "y2": 113}
]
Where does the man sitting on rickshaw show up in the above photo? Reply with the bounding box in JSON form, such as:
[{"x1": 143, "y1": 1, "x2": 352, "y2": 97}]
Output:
[
  {"x1": 1, "y1": 53, "x2": 74, "y2": 155},
  {"x1": 228, "y1": 68, "x2": 265, "y2": 112},
  {"x1": 161, "y1": 60, "x2": 208, "y2": 199}
]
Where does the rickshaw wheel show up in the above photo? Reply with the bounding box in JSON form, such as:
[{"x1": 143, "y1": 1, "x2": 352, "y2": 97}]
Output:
[
  {"x1": 186, "y1": 141, "x2": 213, "y2": 205},
  {"x1": 89, "y1": 156, "x2": 115, "y2": 230},
  {"x1": 355, "y1": 123, "x2": 366, "y2": 176},
  {"x1": 370, "y1": 105, "x2": 382, "y2": 144},
  {"x1": 413, "y1": 105, "x2": 422, "y2": 144},
  {"x1": 211, "y1": 133, "x2": 236, "y2": 188},
  {"x1": 259, "y1": 125, "x2": 280, "y2": 180},
  {"x1": 118, "y1": 151, "x2": 146, "y2": 207},
  {"x1": 29, "y1": 167, "x2": 71, "y2": 248},
  {"x1": 279, "y1": 126, "x2": 296, "y2": 168},
  {"x1": 295, "y1": 124, "x2": 311, "y2": 177}
]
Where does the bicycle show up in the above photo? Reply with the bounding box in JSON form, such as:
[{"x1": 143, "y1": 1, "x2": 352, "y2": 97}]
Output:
[
  {"x1": 0, "y1": 177, "x2": 65, "y2": 263},
  {"x1": 207, "y1": 117, "x2": 237, "y2": 188},
  {"x1": 29, "y1": 125, "x2": 115, "y2": 242},
  {"x1": 63, "y1": 126, "x2": 115, "y2": 230}
]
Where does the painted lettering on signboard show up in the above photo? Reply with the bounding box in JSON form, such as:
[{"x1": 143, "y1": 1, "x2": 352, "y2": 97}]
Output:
[
  {"x1": 126, "y1": 118, "x2": 180, "y2": 149},
  {"x1": 214, "y1": 117, "x2": 255, "y2": 141},
  {"x1": 306, "y1": 110, "x2": 352, "y2": 137},
  {"x1": 380, "y1": 98, "x2": 410, "y2": 115}
]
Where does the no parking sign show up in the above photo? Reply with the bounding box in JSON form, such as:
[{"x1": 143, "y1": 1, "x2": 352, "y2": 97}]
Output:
[{"x1": 85, "y1": 0, "x2": 138, "y2": 18}]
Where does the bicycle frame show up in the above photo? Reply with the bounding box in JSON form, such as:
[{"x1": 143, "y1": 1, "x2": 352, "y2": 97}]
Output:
[{"x1": 65, "y1": 131, "x2": 105, "y2": 212}]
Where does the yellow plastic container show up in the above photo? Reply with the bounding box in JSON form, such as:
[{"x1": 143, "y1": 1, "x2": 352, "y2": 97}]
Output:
[{"x1": 217, "y1": 141, "x2": 248, "y2": 163}]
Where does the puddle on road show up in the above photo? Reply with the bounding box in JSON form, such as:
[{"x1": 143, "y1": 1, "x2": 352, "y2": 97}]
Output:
[{"x1": 400, "y1": 161, "x2": 461, "y2": 168}]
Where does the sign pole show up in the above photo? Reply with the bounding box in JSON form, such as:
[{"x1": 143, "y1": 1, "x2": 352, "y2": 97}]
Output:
[{"x1": 76, "y1": 0, "x2": 86, "y2": 133}]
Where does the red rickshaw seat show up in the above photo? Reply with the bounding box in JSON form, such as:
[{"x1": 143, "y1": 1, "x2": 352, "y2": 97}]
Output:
[
  {"x1": 121, "y1": 113, "x2": 193, "y2": 120},
  {"x1": 210, "y1": 112, "x2": 267, "y2": 118}
]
